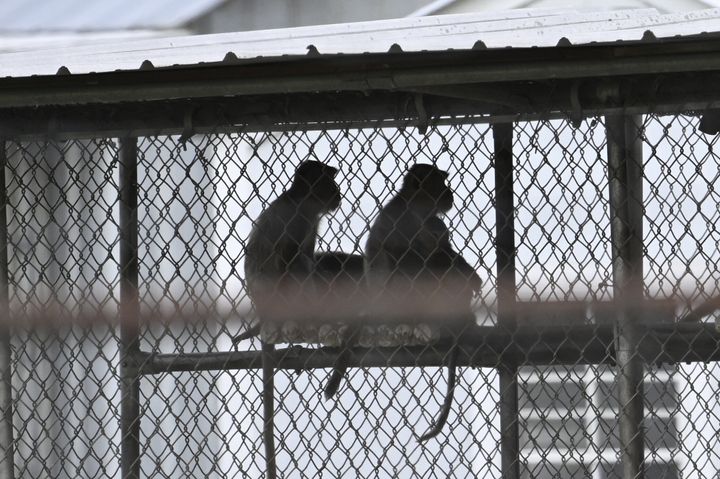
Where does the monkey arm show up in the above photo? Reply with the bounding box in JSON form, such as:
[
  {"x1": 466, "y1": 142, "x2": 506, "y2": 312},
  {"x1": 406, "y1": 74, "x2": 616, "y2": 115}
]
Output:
[
  {"x1": 367, "y1": 214, "x2": 422, "y2": 274},
  {"x1": 435, "y1": 249, "x2": 481, "y2": 294},
  {"x1": 425, "y1": 217, "x2": 481, "y2": 293},
  {"x1": 275, "y1": 213, "x2": 315, "y2": 280}
]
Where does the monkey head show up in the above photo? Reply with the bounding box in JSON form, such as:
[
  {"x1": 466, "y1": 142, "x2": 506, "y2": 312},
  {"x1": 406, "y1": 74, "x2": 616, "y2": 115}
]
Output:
[
  {"x1": 289, "y1": 160, "x2": 342, "y2": 213},
  {"x1": 400, "y1": 164, "x2": 454, "y2": 214}
]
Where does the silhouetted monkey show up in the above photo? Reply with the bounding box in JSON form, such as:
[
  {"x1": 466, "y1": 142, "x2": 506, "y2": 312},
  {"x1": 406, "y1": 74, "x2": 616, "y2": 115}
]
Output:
[
  {"x1": 244, "y1": 160, "x2": 341, "y2": 326},
  {"x1": 243, "y1": 160, "x2": 341, "y2": 479},
  {"x1": 365, "y1": 163, "x2": 480, "y2": 442}
]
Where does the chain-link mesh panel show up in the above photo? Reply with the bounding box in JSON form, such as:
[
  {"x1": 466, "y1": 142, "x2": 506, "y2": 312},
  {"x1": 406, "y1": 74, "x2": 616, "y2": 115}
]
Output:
[
  {"x1": 5, "y1": 139, "x2": 121, "y2": 478},
  {"x1": 2, "y1": 113, "x2": 720, "y2": 478},
  {"x1": 513, "y1": 119, "x2": 612, "y2": 303},
  {"x1": 639, "y1": 114, "x2": 720, "y2": 479},
  {"x1": 643, "y1": 115, "x2": 720, "y2": 312}
]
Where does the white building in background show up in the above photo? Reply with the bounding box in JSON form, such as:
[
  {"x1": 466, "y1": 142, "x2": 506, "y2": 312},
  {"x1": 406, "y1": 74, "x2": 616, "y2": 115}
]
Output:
[
  {"x1": 410, "y1": 0, "x2": 719, "y2": 16},
  {"x1": 2, "y1": 0, "x2": 717, "y2": 43},
  {"x1": 0, "y1": 0, "x2": 430, "y2": 37}
]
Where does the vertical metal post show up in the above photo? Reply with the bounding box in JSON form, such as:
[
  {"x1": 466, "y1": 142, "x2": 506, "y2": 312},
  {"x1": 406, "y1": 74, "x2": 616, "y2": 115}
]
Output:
[
  {"x1": 262, "y1": 342, "x2": 276, "y2": 479},
  {"x1": 0, "y1": 142, "x2": 14, "y2": 479},
  {"x1": 119, "y1": 138, "x2": 141, "y2": 479},
  {"x1": 493, "y1": 123, "x2": 519, "y2": 479},
  {"x1": 606, "y1": 115, "x2": 645, "y2": 479}
]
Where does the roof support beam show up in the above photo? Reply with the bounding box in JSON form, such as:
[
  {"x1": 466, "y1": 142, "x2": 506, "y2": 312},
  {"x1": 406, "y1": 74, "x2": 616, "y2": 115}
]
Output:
[
  {"x1": 1, "y1": 42, "x2": 720, "y2": 109},
  {"x1": 2, "y1": 71, "x2": 720, "y2": 139}
]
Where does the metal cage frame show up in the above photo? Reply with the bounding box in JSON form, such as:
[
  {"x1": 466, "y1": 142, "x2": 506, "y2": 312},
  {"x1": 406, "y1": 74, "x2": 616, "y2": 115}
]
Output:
[{"x1": 1, "y1": 33, "x2": 720, "y2": 479}]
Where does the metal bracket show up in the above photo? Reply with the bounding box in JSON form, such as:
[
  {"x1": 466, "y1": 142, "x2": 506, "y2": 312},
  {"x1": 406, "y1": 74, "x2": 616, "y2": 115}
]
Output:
[
  {"x1": 178, "y1": 107, "x2": 195, "y2": 150},
  {"x1": 569, "y1": 81, "x2": 583, "y2": 128},
  {"x1": 414, "y1": 93, "x2": 428, "y2": 135}
]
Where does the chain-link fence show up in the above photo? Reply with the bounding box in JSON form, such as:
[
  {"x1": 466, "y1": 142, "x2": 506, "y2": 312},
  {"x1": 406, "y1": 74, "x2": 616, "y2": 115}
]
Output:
[{"x1": 1, "y1": 107, "x2": 720, "y2": 479}]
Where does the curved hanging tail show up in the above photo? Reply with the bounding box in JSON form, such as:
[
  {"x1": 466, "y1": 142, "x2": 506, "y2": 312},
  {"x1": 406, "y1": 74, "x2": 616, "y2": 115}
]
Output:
[
  {"x1": 417, "y1": 346, "x2": 459, "y2": 443},
  {"x1": 324, "y1": 354, "x2": 349, "y2": 400},
  {"x1": 680, "y1": 295, "x2": 720, "y2": 323},
  {"x1": 324, "y1": 325, "x2": 359, "y2": 399}
]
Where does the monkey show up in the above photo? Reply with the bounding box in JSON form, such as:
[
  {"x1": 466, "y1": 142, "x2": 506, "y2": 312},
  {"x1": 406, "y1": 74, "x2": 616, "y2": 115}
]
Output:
[
  {"x1": 364, "y1": 163, "x2": 481, "y2": 442},
  {"x1": 244, "y1": 160, "x2": 341, "y2": 327},
  {"x1": 242, "y1": 160, "x2": 341, "y2": 479},
  {"x1": 366, "y1": 164, "x2": 480, "y2": 323}
]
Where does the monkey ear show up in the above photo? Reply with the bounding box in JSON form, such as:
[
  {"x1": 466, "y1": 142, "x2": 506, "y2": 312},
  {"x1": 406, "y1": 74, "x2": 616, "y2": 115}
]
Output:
[{"x1": 328, "y1": 166, "x2": 339, "y2": 178}]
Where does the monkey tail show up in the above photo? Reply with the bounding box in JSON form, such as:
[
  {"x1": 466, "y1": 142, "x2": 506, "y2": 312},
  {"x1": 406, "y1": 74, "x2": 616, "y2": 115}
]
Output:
[
  {"x1": 323, "y1": 358, "x2": 349, "y2": 400},
  {"x1": 323, "y1": 325, "x2": 359, "y2": 400},
  {"x1": 417, "y1": 345, "x2": 459, "y2": 443},
  {"x1": 680, "y1": 295, "x2": 720, "y2": 323},
  {"x1": 232, "y1": 324, "x2": 261, "y2": 344}
]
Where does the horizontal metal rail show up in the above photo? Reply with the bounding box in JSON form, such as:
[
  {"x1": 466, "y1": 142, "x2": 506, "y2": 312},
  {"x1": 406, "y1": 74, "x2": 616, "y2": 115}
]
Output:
[
  {"x1": 3, "y1": 70, "x2": 720, "y2": 139},
  {"x1": 141, "y1": 323, "x2": 720, "y2": 375}
]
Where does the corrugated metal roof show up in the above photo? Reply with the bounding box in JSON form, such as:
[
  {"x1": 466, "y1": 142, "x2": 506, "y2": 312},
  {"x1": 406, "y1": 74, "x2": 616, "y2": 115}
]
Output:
[
  {"x1": 1, "y1": 8, "x2": 720, "y2": 79},
  {"x1": 0, "y1": 30, "x2": 187, "y2": 54},
  {"x1": 0, "y1": 0, "x2": 226, "y2": 32}
]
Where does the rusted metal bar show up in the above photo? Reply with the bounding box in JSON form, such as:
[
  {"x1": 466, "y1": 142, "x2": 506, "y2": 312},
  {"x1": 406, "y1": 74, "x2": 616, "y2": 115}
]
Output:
[
  {"x1": 493, "y1": 122, "x2": 519, "y2": 479},
  {"x1": 119, "y1": 137, "x2": 141, "y2": 479},
  {"x1": 0, "y1": 142, "x2": 14, "y2": 479},
  {"x1": 606, "y1": 114, "x2": 645, "y2": 479}
]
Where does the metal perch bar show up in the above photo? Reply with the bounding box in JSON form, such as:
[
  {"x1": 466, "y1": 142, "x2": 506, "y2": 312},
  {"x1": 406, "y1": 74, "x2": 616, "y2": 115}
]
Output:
[{"x1": 141, "y1": 322, "x2": 720, "y2": 374}]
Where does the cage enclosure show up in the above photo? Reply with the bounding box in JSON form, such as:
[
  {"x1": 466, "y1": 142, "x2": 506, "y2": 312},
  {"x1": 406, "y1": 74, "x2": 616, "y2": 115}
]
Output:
[{"x1": 1, "y1": 9, "x2": 720, "y2": 479}]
